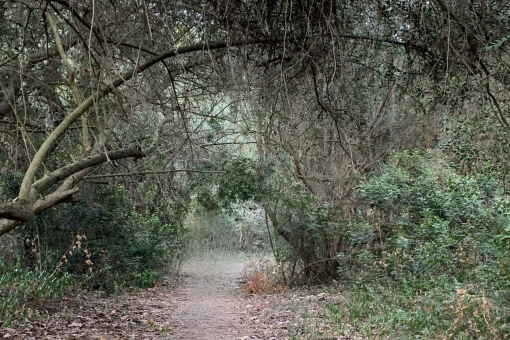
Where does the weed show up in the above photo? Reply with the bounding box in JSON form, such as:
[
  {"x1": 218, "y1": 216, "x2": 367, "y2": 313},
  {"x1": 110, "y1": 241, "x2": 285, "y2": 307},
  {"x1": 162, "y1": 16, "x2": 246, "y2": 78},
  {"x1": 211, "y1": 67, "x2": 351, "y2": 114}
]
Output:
[{"x1": 449, "y1": 286, "x2": 499, "y2": 338}]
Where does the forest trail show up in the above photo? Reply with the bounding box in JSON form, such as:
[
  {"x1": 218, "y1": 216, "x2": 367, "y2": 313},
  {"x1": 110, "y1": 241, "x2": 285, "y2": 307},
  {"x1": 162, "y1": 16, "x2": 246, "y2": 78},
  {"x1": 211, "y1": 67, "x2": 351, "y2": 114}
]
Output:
[
  {"x1": 170, "y1": 253, "x2": 347, "y2": 340},
  {"x1": 174, "y1": 254, "x2": 250, "y2": 339},
  {"x1": 3, "y1": 253, "x2": 347, "y2": 339}
]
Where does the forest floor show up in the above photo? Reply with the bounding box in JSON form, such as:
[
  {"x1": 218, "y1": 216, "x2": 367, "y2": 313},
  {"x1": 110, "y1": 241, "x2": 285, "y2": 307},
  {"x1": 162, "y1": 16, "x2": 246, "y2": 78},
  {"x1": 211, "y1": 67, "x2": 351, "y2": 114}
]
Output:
[{"x1": 3, "y1": 253, "x2": 360, "y2": 339}]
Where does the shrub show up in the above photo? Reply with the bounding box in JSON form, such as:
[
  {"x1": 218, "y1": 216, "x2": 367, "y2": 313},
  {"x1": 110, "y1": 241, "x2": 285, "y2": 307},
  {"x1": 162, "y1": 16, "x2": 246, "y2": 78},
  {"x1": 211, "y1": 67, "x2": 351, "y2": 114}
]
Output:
[
  {"x1": 14, "y1": 186, "x2": 187, "y2": 292},
  {"x1": 243, "y1": 272, "x2": 273, "y2": 294},
  {"x1": 0, "y1": 260, "x2": 73, "y2": 327},
  {"x1": 355, "y1": 151, "x2": 509, "y2": 283},
  {"x1": 329, "y1": 150, "x2": 510, "y2": 338}
]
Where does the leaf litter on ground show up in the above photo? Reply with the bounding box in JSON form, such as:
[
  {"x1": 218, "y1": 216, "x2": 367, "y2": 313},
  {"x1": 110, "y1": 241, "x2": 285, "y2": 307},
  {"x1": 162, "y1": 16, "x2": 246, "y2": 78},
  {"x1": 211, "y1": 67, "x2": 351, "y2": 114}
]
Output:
[{"x1": 4, "y1": 254, "x2": 368, "y2": 339}]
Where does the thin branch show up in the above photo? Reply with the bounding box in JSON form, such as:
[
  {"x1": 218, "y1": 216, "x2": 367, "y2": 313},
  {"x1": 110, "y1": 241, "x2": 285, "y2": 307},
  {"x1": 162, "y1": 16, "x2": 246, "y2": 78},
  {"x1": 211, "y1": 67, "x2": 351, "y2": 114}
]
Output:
[
  {"x1": 45, "y1": 11, "x2": 91, "y2": 152},
  {"x1": 84, "y1": 169, "x2": 225, "y2": 179},
  {"x1": 0, "y1": 36, "x2": 78, "y2": 119},
  {"x1": 17, "y1": 38, "x2": 276, "y2": 202}
]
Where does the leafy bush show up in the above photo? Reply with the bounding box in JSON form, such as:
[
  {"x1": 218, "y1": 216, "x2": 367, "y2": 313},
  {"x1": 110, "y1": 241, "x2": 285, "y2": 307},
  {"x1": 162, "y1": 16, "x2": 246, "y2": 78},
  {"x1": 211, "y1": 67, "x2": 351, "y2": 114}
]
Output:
[
  {"x1": 329, "y1": 150, "x2": 510, "y2": 338},
  {"x1": 15, "y1": 186, "x2": 187, "y2": 292},
  {"x1": 355, "y1": 151, "x2": 510, "y2": 284},
  {"x1": 0, "y1": 260, "x2": 73, "y2": 327}
]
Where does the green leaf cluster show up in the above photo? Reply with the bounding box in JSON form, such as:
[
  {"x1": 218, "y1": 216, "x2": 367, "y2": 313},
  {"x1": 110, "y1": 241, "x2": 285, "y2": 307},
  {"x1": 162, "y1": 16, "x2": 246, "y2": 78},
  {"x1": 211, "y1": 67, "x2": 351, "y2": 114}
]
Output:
[
  {"x1": 0, "y1": 260, "x2": 73, "y2": 327},
  {"x1": 335, "y1": 150, "x2": 510, "y2": 338}
]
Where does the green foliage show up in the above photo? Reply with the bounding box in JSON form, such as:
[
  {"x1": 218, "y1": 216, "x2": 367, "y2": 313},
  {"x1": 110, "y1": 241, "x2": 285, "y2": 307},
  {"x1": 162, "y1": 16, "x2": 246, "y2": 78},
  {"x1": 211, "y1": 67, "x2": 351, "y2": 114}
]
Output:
[
  {"x1": 355, "y1": 151, "x2": 509, "y2": 283},
  {"x1": 189, "y1": 155, "x2": 345, "y2": 281},
  {"x1": 189, "y1": 156, "x2": 275, "y2": 209},
  {"x1": 442, "y1": 114, "x2": 510, "y2": 173},
  {"x1": 132, "y1": 269, "x2": 158, "y2": 288},
  {"x1": 0, "y1": 260, "x2": 73, "y2": 327},
  {"x1": 327, "y1": 279, "x2": 506, "y2": 339},
  {"x1": 15, "y1": 186, "x2": 187, "y2": 293},
  {"x1": 329, "y1": 150, "x2": 510, "y2": 338},
  {"x1": 486, "y1": 35, "x2": 510, "y2": 51}
]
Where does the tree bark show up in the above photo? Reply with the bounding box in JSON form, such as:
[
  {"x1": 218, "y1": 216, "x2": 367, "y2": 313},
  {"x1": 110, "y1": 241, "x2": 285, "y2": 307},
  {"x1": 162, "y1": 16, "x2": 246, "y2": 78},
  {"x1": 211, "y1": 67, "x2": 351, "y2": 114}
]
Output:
[
  {"x1": 0, "y1": 202, "x2": 34, "y2": 221},
  {"x1": 0, "y1": 188, "x2": 78, "y2": 236}
]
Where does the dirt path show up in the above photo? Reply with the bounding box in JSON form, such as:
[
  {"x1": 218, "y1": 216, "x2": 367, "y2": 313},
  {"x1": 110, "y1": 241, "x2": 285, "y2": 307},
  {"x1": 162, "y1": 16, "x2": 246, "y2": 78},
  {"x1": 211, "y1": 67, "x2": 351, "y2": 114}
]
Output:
[
  {"x1": 175, "y1": 254, "x2": 249, "y2": 339},
  {"x1": 4, "y1": 253, "x2": 349, "y2": 339},
  {"x1": 172, "y1": 254, "x2": 348, "y2": 340}
]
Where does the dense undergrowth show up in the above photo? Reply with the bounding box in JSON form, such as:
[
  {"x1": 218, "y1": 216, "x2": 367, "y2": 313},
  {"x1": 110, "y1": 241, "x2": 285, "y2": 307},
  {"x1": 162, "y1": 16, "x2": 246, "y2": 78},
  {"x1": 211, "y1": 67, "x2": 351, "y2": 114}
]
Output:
[
  {"x1": 327, "y1": 151, "x2": 510, "y2": 339},
  {"x1": 0, "y1": 176, "x2": 187, "y2": 327},
  {"x1": 228, "y1": 150, "x2": 510, "y2": 339}
]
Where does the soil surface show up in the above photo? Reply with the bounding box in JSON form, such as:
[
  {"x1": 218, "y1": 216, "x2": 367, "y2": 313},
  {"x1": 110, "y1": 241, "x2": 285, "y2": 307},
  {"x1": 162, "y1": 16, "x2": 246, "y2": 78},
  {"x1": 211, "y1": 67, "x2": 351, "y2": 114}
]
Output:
[
  {"x1": 168, "y1": 254, "x2": 247, "y2": 339},
  {"x1": 4, "y1": 253, "x2": 352, "y2": 339}
]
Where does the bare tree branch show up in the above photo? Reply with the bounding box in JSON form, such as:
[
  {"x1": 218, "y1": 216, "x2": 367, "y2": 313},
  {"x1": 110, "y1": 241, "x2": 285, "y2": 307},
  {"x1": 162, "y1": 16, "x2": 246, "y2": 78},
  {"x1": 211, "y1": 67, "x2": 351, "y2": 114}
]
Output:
[
  {"x1": 17, "y1": 38, "x2": 276, "y2": 202},
  {"x1": 0, "y1": 37, "x2": 78, "y2": 118},
  {"x1": 84, "y1": 169, "x2": 225, "y2": 179}
]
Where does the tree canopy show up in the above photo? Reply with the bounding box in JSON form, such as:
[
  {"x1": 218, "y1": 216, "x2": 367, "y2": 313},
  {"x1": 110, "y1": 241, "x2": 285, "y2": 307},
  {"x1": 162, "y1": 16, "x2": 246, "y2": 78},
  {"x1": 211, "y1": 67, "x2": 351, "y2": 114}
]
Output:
[{"x1": 1, "y1": 0, "x2": 509, "y2": 234}]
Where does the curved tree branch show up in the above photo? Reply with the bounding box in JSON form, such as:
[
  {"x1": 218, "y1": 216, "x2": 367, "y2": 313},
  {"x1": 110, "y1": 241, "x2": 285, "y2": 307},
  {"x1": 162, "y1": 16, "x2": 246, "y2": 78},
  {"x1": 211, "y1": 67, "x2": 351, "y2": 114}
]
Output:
[
  {"x1": 17, "y1": 38, "x2": 275, "y2": 202},
  {"x1": 30, "y1": 147, "x2": 146, "y2": 199},
  {"x1": 0, "y1": 188, "x2": 78, "y2": 236},
  {"x1": 0, "y1": 202, "x2": 34, "y2": 221},
  {"x1": 0, "y1": 147, "x2": 145, "y2": 236}
]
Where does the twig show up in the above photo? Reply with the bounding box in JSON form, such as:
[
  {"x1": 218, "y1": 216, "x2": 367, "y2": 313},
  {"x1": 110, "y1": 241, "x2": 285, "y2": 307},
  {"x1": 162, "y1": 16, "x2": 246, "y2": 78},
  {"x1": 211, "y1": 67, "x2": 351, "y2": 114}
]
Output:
[{"x1": 84, "y1": 169, "x2": 225, "y2": 179}]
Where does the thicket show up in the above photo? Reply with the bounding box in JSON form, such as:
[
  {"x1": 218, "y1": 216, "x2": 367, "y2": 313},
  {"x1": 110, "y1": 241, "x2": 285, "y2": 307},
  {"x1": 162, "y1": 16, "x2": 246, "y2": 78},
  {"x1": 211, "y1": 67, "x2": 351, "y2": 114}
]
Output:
[
  {"x1": 0, "y1": 173, "x2": 187, "y2": 326},
  {"x1": 327, "y1": 150, "x2": 510, "y2": 339},
  {"x1": 190, "y1": 148, "x2": 510, "y2": 337},
  {"x1": 190, "y1": 156, "x2": 346, "y2": 283}
]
